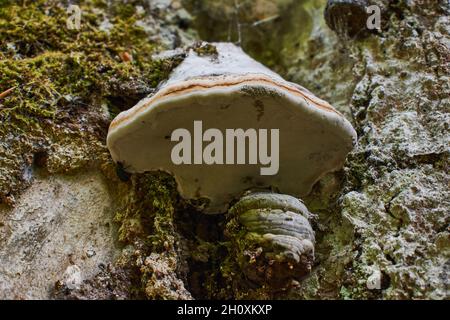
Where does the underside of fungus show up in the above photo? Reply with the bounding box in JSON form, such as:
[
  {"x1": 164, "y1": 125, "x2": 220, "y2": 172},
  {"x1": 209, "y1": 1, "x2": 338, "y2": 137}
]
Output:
[{"x1": 107, "y1": 42, "x2": 357, "y2": 213}]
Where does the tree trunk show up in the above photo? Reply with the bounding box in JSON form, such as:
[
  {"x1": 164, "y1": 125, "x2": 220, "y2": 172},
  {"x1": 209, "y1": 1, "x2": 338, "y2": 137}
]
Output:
[{"x1": 0, "y1": 0, "x2": 448, "y2": 299}]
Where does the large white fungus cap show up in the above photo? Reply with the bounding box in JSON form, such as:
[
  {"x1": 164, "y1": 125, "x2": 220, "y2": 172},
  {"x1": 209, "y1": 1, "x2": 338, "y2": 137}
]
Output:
[{"x1": 107, "y1": 43, "x2": 357, "y2": 213}]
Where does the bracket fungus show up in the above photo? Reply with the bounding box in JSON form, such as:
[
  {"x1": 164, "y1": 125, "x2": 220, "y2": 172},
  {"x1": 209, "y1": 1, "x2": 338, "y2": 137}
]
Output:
[
  {"x1": 107, "y1": 42, "x2": 357, "y2": 289},
  {"x1": 225, "y1": 192, "x2": 316, "y2": 288},
  {"x1": 107, "y1": 42, "x2": 357, "y2": 214},
  {"x1": 325, "y1": 0, "x2": 370, "y2": 38}
]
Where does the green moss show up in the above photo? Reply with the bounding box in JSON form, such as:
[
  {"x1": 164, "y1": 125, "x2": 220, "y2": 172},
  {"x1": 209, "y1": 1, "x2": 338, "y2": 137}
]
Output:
[
  {"x1": 111, "y1": 171, "x2": 189, "y2": 298},
  {"x1": 0, "y1": 0, "x2": 174, "y2": 131},
  {"x1": 115, "y1": 172, "x2": 179, "y2": 250},
  {"x1": 0, "y1": 0, "x2": 180, "y2": 201},
  {"x1": 1, "y1": 52, "x2": 89, "y2": 129}
]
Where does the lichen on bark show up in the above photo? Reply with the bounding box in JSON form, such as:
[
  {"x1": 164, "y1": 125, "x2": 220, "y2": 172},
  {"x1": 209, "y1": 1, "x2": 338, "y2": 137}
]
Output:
[
  {"x1": 181, "y1": 0, "x2": 449, "y2": 300},
  {"x1": 279, "y1": 0, "x2": 449, "y2": 299}
]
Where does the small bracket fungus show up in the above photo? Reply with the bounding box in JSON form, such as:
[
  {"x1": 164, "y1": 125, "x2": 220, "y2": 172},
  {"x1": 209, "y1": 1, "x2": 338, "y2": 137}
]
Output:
[
  {"x1": 324, "y1": 0, "x2": 370, "y2": 38},
  {"x1": 226, "y1": 192, "x2": 315, "y2": 288},
  {"x1": 107, "y1": 42, "x2": 357, "y2": 213}
]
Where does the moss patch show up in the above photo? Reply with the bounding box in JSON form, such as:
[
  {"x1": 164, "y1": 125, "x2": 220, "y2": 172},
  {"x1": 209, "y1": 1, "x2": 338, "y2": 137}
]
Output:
[{"x1": 0, "y1": 0, "x2": 179, "y2": 202}]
